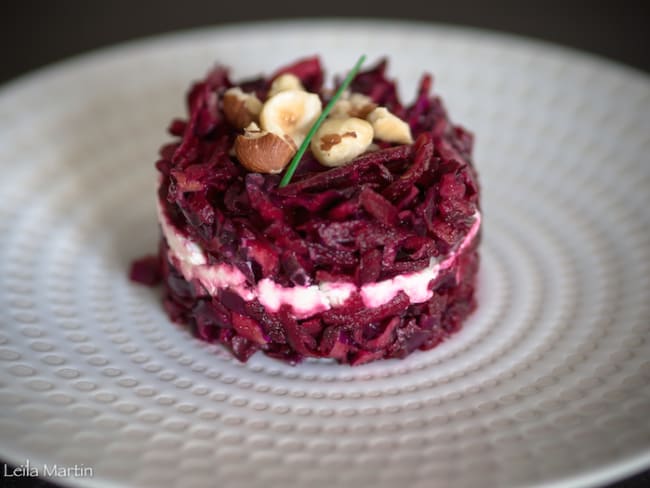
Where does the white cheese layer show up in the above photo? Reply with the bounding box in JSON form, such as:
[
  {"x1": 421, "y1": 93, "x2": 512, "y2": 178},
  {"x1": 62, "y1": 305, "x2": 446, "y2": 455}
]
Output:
[{"x1": 157, "y1": 198, "x2": 480, "y2": 318}]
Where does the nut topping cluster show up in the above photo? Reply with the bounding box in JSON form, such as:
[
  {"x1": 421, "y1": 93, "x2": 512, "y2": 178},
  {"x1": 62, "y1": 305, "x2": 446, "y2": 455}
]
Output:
[{"x1": 223, "y1": 73, "x2": 414, "y2": 174}]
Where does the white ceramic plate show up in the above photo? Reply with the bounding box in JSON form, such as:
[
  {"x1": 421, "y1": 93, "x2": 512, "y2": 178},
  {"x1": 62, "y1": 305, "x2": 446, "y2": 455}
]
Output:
[{"x1": 0, "y1": 20, "x2": 649, "y2": 488}]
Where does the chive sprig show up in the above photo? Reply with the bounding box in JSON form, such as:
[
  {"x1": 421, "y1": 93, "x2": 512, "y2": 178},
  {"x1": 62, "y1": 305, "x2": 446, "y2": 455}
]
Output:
[{"x1": 278, "y1": 54, "x2": 367, "y2": 187}]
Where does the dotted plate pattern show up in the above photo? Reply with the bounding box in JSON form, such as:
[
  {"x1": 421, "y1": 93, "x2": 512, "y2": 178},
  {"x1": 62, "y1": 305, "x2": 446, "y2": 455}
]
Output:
[{"x1": 0, "y1": 21, "x2": 649, "y2": 488}]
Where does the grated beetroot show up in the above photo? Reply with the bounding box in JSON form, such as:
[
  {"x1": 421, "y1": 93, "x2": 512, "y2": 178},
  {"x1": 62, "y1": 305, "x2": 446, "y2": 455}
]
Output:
[
  {"x1": 129, "y1": 255, "x2": 162, "y2": 285},
  {"x1": 136, "y1": 56, "x2": 481, "y2": 365}
]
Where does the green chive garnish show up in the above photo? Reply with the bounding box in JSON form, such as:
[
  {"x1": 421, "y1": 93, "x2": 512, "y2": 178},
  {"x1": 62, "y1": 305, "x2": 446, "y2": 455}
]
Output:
[{"x1": 278, "y1": 54, "x2": 367, "y2": 188}]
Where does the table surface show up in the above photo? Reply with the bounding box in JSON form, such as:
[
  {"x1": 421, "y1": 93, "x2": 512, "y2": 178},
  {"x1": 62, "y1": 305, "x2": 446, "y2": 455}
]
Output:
[{"x1": 1, "y1": 1, "x2": 649, "y2": 487}]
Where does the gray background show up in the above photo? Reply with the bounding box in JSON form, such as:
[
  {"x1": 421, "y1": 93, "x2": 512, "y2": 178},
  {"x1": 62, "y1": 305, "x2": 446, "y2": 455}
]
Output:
[{"x1": 1, "y1": 1, "x2": 649, "y2": 487}]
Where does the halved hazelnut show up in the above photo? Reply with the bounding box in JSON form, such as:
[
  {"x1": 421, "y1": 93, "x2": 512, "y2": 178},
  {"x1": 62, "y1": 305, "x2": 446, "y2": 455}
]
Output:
[
  {"x1": 222, "y1": 87, "x2": 263, "y2": 129},
  {"x1": 330, "y1": 92, "x2": 377, "y2": 119},
  {"x1": 234, "y1": 123, "x2": 296, "y2": 174},
  {"x1": 260, "y1": 89, "x2": 322, "y2": 147},
  {"x1": 310, "y1": 117, "x2": 374, "y2": 167},
  {"x1": 267, "y1": 73, "x2": 304, "y2": 98},
  {"x1": 367, "y1": 106, "x2": 413, "y2": 144}
]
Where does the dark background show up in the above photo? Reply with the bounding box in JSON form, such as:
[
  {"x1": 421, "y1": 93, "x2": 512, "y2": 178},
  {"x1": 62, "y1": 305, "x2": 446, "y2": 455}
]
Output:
[
  {"x1": 2, "y1": 0, "x2": 650, "y2": 84},
  {"x1": 2, "y1": 1, "x2": 650, "y2": 487}
]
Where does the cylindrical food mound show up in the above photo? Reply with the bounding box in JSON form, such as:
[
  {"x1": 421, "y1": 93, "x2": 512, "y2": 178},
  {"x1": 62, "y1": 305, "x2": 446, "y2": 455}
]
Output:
[{"x1": 151, "y1": 56, "x2": 481, "y2": 365}]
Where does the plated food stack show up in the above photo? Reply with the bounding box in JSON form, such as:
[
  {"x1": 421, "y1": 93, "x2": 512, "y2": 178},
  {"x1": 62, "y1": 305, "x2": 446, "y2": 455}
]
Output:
[{"x1": 140, "y1": 56, "x2": 481, "y2": 365}]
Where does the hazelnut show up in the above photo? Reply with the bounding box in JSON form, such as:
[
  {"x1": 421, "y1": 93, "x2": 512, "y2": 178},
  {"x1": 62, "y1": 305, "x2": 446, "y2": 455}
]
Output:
[
  {"x1": 330, "y1": 92, "x2": 377, "y2": 119},
  {"x1": 222, "y1": 87, "x2": 263, "y2": 129},
  {"x1": 260, "y1": 89, "x2": 322, "y2": 147},
  {"x1": 367, "y1": 106, "x2": 413, "y2": 144},
  {"x1": 234, "y1": 123, "x2": 296, "y2": 174},
  {"x1": 267, "y1": 73, "x2": 304, "y2": 98},
  {"x1": 310, "y1": 117, "x2": 374, "y2": 167}
]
